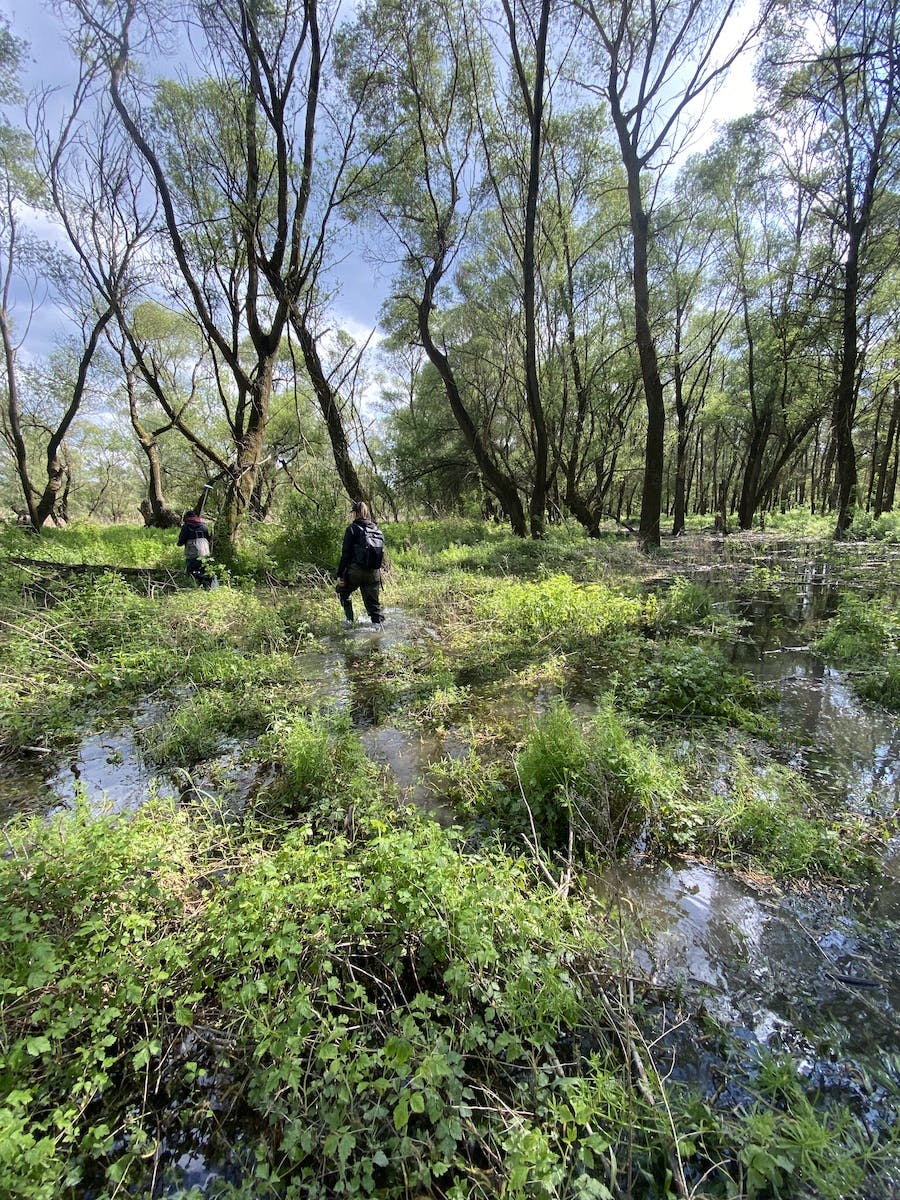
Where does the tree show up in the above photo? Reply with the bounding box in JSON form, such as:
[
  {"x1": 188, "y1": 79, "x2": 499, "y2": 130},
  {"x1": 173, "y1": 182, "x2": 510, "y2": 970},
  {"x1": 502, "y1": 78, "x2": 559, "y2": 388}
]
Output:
[
  {"x1": 0, "y1": 20, "x2": 120, "y2": 530},
  {"x1": 763, "y1": 0, "x2": 900, "y2": 537},
  {"x1": 695, "y1": 118, "x2": 833, "y2": 530},
  {"x1": 59, "y1": 0, "x2": 373, "y2": 555},
  {"x1": 341, "y1": 0, "x2": 530, "y2": 534},
  {"x1": 655, "y1": 172, "x2": 735, "y2": 535},
  {"x1": 575, "y1": 0, "x2": 773, "y2": 547}
]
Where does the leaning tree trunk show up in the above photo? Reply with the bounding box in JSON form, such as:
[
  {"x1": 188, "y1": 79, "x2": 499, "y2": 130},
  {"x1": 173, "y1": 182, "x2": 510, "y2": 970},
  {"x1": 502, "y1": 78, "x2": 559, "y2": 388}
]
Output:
[
  {"x1": 671, "y1": 348, "x2": 688, "y2": 536},
  {"x1": 294, "y1": 318, "x2": 365, "y2": 503},
  {"x1": 737, "y1": 409, "x2": 772, "y2": 531},
  {"x1": 1, "y1": 307, "x2": 39, "y2": 527},
  {"x1": 511, "y1": 0, "x2": 551, "y2": 539},
  {"x1": 34, "y1": 307, "x2": 115, "y2": 528},
  {"x1": 417, "y1": 269, "x2": 527, "y2": 537}
]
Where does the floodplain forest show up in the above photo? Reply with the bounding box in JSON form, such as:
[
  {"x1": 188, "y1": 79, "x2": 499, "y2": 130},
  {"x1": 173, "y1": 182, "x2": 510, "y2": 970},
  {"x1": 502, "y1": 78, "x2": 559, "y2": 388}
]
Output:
[
  {"x1": 0, "y1": 0, "x2": 898, "y2": 547},
  {"x1": 0, "y1": 517, "x2": 898, "y2": 1199},
  {"x1": 0, "y1": 0, "x2": 899, "y2": 1194}
]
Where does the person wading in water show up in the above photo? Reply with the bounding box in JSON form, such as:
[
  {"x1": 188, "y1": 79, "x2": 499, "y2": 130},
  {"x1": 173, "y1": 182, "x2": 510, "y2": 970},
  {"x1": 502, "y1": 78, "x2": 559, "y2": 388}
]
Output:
[
  {"x1": 335, "y1": 500, "x2": 385, "y2": 629},
  {"x1": 178, "y1": 509, "x2": 214, "y2": 590}
]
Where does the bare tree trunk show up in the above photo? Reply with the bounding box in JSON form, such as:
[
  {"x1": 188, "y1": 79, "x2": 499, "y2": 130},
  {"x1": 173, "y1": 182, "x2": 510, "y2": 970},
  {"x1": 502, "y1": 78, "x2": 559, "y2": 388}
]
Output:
[
  {"x1": 293, "y1": 318, "x2": 365, "y2": 502},
  {"x1": 503, "y1": 0, "x2": 551, "y2": 538},
  {"x1": 832, "y1": 228, "x2": 861, "y2": 538},
  {"x1": 417, "y1": 261, "x2": 527, "y2": 536},
  {"x1": 874, "y1": 380, "x2": 900, "y2": 516},
  {"x1": 623, "y1": 174, "x2": 665, "y2": 550},
  {"x1": 0, "y1": 306, "x2": 39, "y2": 526},
  {"x1": 34, "y1": 306, "x2": 115, "y2": 528},
  {"x1": 121, "y1": 356, "x2": 180, "y2": 528}
]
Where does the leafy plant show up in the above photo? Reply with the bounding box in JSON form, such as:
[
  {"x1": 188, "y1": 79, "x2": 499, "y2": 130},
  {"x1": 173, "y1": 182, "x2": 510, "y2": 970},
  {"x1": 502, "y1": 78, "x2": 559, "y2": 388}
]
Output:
[{"x1": 624, "y1": 639, "x2": 769, "y2": 729}]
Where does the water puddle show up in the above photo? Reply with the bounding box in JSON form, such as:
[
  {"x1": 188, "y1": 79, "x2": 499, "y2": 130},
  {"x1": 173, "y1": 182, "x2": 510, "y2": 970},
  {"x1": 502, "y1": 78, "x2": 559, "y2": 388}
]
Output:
[
  {"x1": 597, "y1": 861, "x2": 899, "y2": 1050},
  {"x1": 739, "y1": 650, "x2": 900, "y2": 816},
  {"x1": 360, "y1": 724, "x2": 463, "y2": 827},
  {"x1": 593, "y1": 568, "x2": 900, "y2": 1119},
  {"x1": 0, "y1": 714, "x2": 178, "y2": 821}
]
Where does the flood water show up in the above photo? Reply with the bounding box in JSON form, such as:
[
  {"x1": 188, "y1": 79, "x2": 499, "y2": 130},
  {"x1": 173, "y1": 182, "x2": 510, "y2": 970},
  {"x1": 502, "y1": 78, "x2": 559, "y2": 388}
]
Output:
[
  {"x1": 3, "y1": 559, "x2": 898, "y2": 1155},
  {"x1": 596, "y1": 563, "x2": 900, "y2": 1139}
]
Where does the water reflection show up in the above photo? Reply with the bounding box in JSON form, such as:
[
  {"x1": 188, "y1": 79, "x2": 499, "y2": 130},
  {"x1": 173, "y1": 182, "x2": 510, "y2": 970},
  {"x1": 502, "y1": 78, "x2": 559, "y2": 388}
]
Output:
[
  {"x1": 738, "y1": 651, "x2": 900, "y2": 816},
  {"x1": 360, "y1": 725, "x2": 462, "y2": 827},
  {"x1": 0, "y1": 720, "x2": 177, "y2": 820},
  {"x1": 596, "y1": 860, "x2": 900, "y2": 1065}
]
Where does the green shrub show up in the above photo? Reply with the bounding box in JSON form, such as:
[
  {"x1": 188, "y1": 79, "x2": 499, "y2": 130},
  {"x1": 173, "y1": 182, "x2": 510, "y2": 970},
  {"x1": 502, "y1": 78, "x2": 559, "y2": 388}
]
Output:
[
  {"x1": 476, "y1": 575, "x2": 645, "y2": 643},
  {"x1": 0, "y1": 520, "x2": 175, "y2": 567},
  {"x1": 139, "y1": 688, "x2": 272, "y2": 766},
  {"x1": 257, "y1": 711, "x2": 375, "y2": 824},
  {"x1": 848, "y1": 509, "x2": 900, "y2": 542},
  {"x1": 653, "y1": 752, "x2": 879, "y2": 879},
  {"x1": 0, "y1": 793, "x2": 891, "y2": 1199},
  {"x1": 625, "y1": 639, "x2": 767, "y2": 727},
  {"x1": 654, "y1": 575, "x2": 714, "y2": 630},
  {"x1": 817, "y1": 594, "x2": 895, "y2": 663},
  {"x1": 269, "y1": 495, "x2": 345, "y2": 575},
  {"x1": 510, "y1": 700, "x2": 678, "y2": 857},
  {"x1": 816, "y1": 594, "x2": 900, "y2": 710}
]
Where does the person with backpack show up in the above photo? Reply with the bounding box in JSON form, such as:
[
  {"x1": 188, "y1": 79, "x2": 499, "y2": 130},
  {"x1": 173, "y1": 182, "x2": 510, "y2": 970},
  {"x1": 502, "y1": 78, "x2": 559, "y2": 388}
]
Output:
[
  {"x1": 177, "y1": 509, "x2": 214, "y2": 590},
  {"x1": 335, "y1": 500, "x2": 385, "y2": 629}
]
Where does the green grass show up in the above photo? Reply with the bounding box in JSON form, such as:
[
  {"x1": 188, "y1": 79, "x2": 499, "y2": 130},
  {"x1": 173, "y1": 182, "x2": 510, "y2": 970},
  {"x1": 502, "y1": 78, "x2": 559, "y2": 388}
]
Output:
[
  {"x1": 2, "y1": 796, "x2": 894, "y2": 1200},
  {"x1": 815, "y1": 594, "x2": 900, "y2": 710},
  {"x1": 0, "y1": 519, "x2": 898, "y2": 1197}
]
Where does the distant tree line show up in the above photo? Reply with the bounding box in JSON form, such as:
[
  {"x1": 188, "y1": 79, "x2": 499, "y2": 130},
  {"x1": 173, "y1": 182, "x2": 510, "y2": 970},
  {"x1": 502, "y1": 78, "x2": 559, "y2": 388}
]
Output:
[{"x1": 0, "y1": 0, "x2": 897, "y2": 553}]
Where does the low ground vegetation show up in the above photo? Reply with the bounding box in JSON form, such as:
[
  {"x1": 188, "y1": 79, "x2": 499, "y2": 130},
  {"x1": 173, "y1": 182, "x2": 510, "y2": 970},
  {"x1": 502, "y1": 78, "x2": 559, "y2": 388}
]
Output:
[{"x1": 0, "y1": 516, "x2": 897, "y2": 1197}]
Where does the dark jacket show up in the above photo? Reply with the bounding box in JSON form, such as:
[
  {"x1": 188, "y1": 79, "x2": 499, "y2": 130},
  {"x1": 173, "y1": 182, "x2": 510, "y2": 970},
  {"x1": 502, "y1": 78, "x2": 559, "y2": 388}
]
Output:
[
  {"x1": 178, "y1": 515, "x2": 211, "y2": 552},
  {"x1": 337, "y1": 518, "x2": 378, "y2": 578}
]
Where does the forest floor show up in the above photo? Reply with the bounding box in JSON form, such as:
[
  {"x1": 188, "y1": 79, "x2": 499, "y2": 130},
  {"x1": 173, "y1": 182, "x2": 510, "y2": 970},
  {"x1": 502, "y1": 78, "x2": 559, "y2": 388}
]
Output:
[{"x1": 0, "y1": 519, "x2": 898, "y2": 1199}]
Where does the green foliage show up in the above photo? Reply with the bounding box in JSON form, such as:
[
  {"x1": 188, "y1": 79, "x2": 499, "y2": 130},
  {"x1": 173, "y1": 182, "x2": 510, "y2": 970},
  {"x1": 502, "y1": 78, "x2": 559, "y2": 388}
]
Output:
[
  {"x1": 0, "y1": 521, "x2": 175, "y2": 567},
  {"x1": 475, "y1": 574, "x2": 646, "y2": 648},
  {"x1": 0, "y1": 520, "x2": 896, "y2": 1197},
  {"x1": 815, "y1": 594, "x2": 900, "y2": 710},
  {"x1": 425, "y1": 744, "x2": 509, "y2": 816},
  {"x1": 817, "y1": 594, "x2": 894, "y2": 662},
  {"x1": 624, "y1": 639, "x2": 768, "y2": 728},
  {"x1": 0, "y1": 799, "x2": 614, "y2": 1200},
  {"x1": 139, "y1": 687, "x2": 272, "y2": 766},
  {"x1": 653, "y1": 575, "x2": 714, "y2": 630},
  {"x1": 388, "y1": 520, "x2": 642, "y2": 584},
  {"x1": 509, "y1": 700, "x2": 679, "y2": 857},
  {"x1": 847, "y1": 508, "x2": 900, "y2": 542},
  {"x1": 1, "y1": 798, "x2": 887, "y2": 1199},
  {"x1": 732, "y1": 1054, "x2": 874, "y2": 1199},
  {"x1": 652, "y1": 751, "x2": 879, "y2": 879},
  {"x1": 269, "y1": 494, "x2": 346, "y2": 575},
  {"x1": 257, "y1": 711, "x2": 376, "y2": 825}
]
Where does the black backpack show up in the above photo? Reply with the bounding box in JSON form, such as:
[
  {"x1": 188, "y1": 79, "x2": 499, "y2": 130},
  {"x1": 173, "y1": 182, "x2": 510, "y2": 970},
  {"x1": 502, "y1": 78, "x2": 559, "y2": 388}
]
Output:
[{"x1": 352, "y1": 521, "x2": 385, "y2": 570}]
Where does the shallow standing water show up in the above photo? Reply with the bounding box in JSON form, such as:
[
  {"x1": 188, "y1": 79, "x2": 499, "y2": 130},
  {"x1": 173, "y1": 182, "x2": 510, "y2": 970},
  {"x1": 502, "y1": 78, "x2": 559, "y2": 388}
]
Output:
[{"x1": 595, "y1": 578, "x2": 900, "y2": 1135}]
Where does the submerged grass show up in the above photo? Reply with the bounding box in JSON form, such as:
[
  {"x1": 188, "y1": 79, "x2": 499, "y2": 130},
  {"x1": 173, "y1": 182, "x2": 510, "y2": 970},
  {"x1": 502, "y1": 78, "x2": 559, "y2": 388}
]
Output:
[
  {"x1": 814, "y1": 593, "x2": 900, "y2": 710},
  {"x1": 1, "y1": 520, "x2": 898, "y2": 1197}
]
